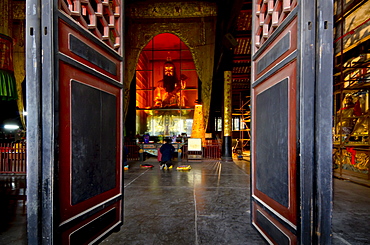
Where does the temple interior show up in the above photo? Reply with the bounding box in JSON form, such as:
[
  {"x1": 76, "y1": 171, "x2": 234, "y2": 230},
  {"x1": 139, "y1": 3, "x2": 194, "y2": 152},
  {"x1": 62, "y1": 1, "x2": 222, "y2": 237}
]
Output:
[{"x1": 0, "y1": 0, "x2": 370, "y2": 244}]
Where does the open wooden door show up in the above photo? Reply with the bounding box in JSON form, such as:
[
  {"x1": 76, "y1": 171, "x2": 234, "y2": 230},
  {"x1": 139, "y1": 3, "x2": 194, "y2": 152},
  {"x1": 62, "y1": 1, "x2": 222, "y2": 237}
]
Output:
[
  {"x1": 251, "y1": 0, "x2": 333, "y2": 244},
  {"x1": 26, "y1": 0, "x2": 123, "y2": 244}
]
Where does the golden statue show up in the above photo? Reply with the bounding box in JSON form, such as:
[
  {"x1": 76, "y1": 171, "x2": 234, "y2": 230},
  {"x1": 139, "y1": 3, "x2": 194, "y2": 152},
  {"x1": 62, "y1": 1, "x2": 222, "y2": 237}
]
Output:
[
  {"x1": 153, "y1": 59, "x2": 188, "y2": 108},
  {"x1": 336, "y1": 95, "x2": 362, "y2": 134}
]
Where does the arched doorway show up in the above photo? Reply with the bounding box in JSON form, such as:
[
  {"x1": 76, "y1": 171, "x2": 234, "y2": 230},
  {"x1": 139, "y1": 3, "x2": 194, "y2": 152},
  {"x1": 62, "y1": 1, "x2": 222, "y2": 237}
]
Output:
[{"x1": 135, "y1": 33, "x2": 198, "y2": 140}]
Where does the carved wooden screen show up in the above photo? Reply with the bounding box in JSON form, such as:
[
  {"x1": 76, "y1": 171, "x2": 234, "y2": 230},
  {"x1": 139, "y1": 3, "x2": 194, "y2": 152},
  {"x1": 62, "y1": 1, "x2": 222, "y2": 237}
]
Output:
[
  {"x1": 251, "y1": 0, "x2": 333, "y2": 244},
  {"x1": 59, "y1": 0, "x2": 121, "y2": 51},
  {"x1": 254, "y1": 0, "x2": 297, "y2": 48}
]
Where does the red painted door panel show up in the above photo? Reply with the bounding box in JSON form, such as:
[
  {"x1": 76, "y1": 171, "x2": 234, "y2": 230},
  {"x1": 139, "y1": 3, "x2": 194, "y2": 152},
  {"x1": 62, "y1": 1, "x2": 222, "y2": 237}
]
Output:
[{"x1": 56, "y1": 1, "x2": 123, "y2": 244}]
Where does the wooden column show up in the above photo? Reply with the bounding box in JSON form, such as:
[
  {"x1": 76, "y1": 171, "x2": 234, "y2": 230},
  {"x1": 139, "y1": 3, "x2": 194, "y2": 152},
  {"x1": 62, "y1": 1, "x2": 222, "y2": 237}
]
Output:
[{"x1": 222, "y1": 71, "x2": 233, "y2": 161}]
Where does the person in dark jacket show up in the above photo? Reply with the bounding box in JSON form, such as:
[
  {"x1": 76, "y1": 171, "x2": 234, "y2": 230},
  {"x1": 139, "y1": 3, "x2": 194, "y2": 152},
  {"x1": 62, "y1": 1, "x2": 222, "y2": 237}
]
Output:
[{"x1": 160, "y1": 139, "x2": 175, "y2": 169}]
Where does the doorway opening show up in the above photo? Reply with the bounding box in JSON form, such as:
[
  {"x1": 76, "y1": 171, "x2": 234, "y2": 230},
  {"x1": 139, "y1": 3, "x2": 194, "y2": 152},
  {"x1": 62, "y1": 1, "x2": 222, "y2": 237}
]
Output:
[{"x1": 135, "y1": 33, "x2": 199, "y2": 141}]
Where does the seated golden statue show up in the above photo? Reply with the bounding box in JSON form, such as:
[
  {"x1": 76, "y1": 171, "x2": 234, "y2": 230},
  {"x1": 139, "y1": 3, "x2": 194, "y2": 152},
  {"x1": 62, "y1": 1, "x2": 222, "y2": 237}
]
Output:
[
  {"x1": 352, "y1": 110, "x2": 370, "y2": 135},
  {"x1": 336, "y1": 95, "x2": 362, "y2": 135},
  {"x1": 153, "y1": 80, "x2": 167, "y2": 108},
  {"x1": 153, "y1": 74, "x2": 188, "y2": 108}
]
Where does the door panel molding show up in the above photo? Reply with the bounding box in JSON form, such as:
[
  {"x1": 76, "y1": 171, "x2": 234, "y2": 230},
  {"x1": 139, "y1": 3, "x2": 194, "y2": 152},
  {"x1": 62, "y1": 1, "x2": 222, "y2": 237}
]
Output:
[
  {"x1": 60, "y1": 201, "x2": 122, "y2": 244},
  {"x1": 252, "y1": 60, "x2": 298, "y2": 227},
  {"x1": 59, "y1": 194, "x2": 122, "y2": 228},
  {"x1": 252, "y1": 202, "x2": 297, "y2": 245},
  {"x1": 252, "y1": 50, "x2": 297, "y2": 88},
  {"x1": 58, "y1": 19, "x2": 122, "y2": 82},
  {"x1": 58, "y1": 61, "x2": 122, "y2": 223},
  {"x1": 252, "y1": 195, "x2": 297, "y2": 230},
  {"x1": 57, "y1": 53, "x2": 122, "y2": 87}
]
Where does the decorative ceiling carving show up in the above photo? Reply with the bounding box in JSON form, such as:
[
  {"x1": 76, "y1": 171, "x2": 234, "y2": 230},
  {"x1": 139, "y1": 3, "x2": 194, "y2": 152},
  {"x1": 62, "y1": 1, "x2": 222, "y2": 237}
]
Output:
[{"x1": 127, "y1": 1, "x2": 217, "y2": 19}]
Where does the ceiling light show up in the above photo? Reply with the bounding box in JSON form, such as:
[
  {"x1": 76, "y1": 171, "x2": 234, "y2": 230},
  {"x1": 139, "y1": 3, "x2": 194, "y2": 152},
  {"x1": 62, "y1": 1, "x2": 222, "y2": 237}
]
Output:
[{"x1": 4, "y1": 124, "x2": 19, "y2": 130}]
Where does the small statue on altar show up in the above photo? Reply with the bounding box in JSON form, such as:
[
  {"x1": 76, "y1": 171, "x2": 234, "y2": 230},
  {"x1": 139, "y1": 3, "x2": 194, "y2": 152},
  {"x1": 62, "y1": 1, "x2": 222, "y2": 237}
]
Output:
[
  {"x1": 158, "y1": 134, "x2": 164, "y2": 143},
  {"x1": 352, "y1": 109, "x2": 370, "y2": 135},
  {"x1": 143, "y1": 133, "x2": 150, "y2": 143},
  {"x1": 154, "y1": 80, "x2": 166, "y2": 108},
  {"x1": 176, "y1": 74, "x2": 188, "y2": 107},
  {"x1": 336, "y1": 95, "x2": 362, "y2": 135},
  {"x1": 350, "y1": 94, "x2": 368, "y2": 135}
]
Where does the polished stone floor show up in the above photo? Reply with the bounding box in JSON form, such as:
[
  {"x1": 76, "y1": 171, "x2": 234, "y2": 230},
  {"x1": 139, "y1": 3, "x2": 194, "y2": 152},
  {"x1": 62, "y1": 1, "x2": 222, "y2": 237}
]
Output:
[
  {"x1": 0, "y1": 175, "x2": 27, "y2": 245},
  {"x1": 0, "y1": 157, "x2": 370, "y2": 244},
  {"x1": 100, "y1": 158, "x2": 265, "y2": 245},
  {"x1": 332, "y1": 179, "x2": 370, "y2": 244}
]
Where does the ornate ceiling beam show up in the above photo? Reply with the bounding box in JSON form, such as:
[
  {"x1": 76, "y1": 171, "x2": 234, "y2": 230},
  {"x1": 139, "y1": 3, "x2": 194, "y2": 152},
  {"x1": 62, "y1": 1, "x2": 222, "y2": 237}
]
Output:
[{"x1": 127, "y1": 1, "x2": 217, "y2": 19}]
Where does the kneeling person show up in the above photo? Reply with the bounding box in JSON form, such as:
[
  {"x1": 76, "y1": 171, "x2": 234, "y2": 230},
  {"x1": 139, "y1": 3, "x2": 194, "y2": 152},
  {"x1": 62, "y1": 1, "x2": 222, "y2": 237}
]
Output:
[{"x1": 160, "y1": 139, "x2": 175, "y2": 169}]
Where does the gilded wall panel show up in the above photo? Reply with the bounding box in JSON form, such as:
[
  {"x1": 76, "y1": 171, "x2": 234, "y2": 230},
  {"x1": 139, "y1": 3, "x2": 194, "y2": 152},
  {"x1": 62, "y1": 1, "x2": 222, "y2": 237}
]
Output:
[
  {"x1": 334, "y1": 1, "x2": 370, "y2": 55},
  {"x1": 0, "y1": 0, "x2": 12, "y2": 36}
]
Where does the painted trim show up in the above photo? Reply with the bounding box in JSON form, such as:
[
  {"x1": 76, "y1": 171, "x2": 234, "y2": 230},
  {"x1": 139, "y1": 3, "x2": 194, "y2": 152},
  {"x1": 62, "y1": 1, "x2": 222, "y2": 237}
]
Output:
[
  {"x1": 252, "y1": 50, "x2": 297, "y2": 88},
  {"x1": 57, "y1": 53, "x2": 122, "y2": 88},
  {"x1": 59, "y1": 194, "x2": 122, "y2": 228},
  {"x1": 252, "y1": 195, "x2": 297, "y2": 230}
]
